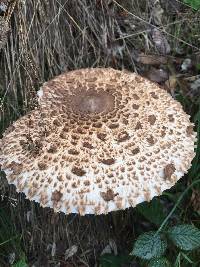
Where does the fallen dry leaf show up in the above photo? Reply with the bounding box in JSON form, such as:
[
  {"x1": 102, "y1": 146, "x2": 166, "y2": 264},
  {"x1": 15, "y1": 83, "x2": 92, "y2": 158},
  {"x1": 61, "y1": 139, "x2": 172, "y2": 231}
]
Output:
[
  {"x1": 181, "y1": 58, "x2": 192, "y2": 71},
  {"x1": 136, "y1": 53, "x2": 168, "y2": 65},
  {"x1": 165, "y1": 75, "x2": 177, "y2": 94},
  {"x1": 101, "y1": 238, "x2": 117, "y2": 256},
  {"x1": 65, "y1": 245, "x2": 78, "y2": 260},
  {"x1": 151, "y1": 28, "x2": 171, "y2": 55},
  {"x1": 0, "y1": 2, "x2": 7, "y2": 13},
  {"x1": 152, "y1": 2, "x2": 164, "y2": 25},
  {"x1": 190, "y1": 78, "x2": 200, "y2": 90},
  {"x1": 100, "y1": 244, "x2": 112, "y2": 255},
  {"x1": 146, "y1": 67, "x2": 169, "y2": 83},
  {"x1": 51, "y1": 242, "x2": 56, "y2": 257}
]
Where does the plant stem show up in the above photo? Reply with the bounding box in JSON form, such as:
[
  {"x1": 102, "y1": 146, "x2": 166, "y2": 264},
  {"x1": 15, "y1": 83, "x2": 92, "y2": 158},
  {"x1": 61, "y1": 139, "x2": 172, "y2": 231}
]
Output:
[{"x1": 156, "y1": 179, "x2": 200, "y2": 234}]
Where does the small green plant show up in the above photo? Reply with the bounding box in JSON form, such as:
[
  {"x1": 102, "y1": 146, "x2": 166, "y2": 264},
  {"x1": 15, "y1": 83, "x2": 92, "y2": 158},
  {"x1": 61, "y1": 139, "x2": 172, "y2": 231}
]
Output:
[
  {"x1": 100, "y1": 222, "x2": 200, "y2": 267},
  {"x1": 100, "y1": 177, "x2": 200, "y2": 267},
  {"x1": 12, "y1": 256, "x2": 28, "y2": 267},
  {"x1": 183, "y1": 0, "x2": 200, "y2": 9},
  {"x1": 131, "y1": 224, "x2": 200, "y2": 266}
]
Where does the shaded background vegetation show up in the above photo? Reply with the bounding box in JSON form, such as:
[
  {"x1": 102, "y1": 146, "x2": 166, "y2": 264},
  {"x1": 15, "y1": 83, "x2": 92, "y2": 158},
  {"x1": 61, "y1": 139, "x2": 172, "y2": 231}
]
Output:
[{"x1": 0, "y1": 0, "x2": 200, "y2": 266}]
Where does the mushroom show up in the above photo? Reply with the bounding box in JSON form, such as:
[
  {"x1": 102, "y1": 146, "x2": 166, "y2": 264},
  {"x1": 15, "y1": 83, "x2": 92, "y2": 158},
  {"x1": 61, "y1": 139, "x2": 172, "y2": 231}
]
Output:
[{"x1": 0, "y1": 68, "x2": 196, "y2": 215}]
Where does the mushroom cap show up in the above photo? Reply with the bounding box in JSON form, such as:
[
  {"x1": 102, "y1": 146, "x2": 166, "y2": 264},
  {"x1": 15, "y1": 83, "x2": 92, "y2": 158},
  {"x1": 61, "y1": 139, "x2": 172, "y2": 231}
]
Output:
[{"x1": 0, "y1": 68, "x2": 196, "y2": 215}]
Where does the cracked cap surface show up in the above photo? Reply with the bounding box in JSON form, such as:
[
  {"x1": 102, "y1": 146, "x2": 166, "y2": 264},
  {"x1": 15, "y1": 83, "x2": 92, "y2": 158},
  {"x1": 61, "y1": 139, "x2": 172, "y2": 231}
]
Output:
[{"x1": 0, "y1": 68, "x2": 197, "y2": 215}]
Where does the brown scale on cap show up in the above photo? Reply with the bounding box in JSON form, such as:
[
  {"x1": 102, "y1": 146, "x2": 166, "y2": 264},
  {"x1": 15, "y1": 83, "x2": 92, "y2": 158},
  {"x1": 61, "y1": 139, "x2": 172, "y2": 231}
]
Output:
[
  {"x1": 0, "y1": 68, "x2": 197, "y2": 215},
  {"x1": 148, "y1": 115, "x2": 157, "y2": 125},
  {"x1": 100, "y1": 189, "x2": 119, "y2": 202},
  {"x1": 51, "y1": 190, "x2": 63, "y2": 203},
  {"x1": 164, "y1": 164, "x2": 176, "y2": 180}
]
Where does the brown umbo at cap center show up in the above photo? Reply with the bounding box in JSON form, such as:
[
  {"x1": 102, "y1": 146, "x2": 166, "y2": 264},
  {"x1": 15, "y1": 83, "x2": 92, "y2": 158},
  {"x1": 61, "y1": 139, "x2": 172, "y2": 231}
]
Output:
[
  {"x1": 70, "y1": 89, "x2": 115, "y2": 115},
  {"x1": 0, "y1": 68, "x2": 197, "y2": 215}
]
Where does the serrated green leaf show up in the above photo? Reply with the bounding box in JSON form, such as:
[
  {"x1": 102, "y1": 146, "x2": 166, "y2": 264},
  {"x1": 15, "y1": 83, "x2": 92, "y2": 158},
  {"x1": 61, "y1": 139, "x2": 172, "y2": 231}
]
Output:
[
  {"x1": 148, "y1": 257, "x2": 171, "y2": 267},
  {"x1": 167, "y1": 224, "x2": 200, "y2": 250},
  {"x1": 137, "y1": 198, "x2": 166, "y2": 226},
  {"x1": 131, "y1": 231, "x2": 167, "y2": 260},
  {"x1": 183, "y1": 0, "x2": 200, "y2": 9}
]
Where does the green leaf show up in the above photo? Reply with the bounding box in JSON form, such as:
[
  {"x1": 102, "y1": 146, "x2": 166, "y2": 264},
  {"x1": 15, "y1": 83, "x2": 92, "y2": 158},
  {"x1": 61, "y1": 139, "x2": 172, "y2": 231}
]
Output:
[
  {"x1": 196, "y1": 63, "x2": 200, "y2": 71},
  {"x1": 167, "y1": 224, "x2": 200, "y2": 250},
  {"x1": 183, "y1": 0, "x2": 200, "y2": 10},
  {"x1": 148, "y1": 257, "x2": 171, "y2": 267},
  {"x1": 99, "y1": 254, "x2": 132, "y2": 267},
  {"x1": 12, "y1": 258, "x2": 28, "y2": 267},
  {"x1": 131, "y1": 231, "x2": 167, "y2": 260},
  {"x1": 137, "y1": 198, "x2": 166, "y2": 226}
]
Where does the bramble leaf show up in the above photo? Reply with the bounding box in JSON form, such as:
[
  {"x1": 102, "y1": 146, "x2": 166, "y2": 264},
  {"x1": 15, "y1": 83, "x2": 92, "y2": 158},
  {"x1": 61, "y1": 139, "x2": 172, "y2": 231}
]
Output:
[
  {"x1": 131, "y1": 231, "x2": 167, "y2": 260},
  {"x1": 167, "y1": 224, "x2": 200, "y2": 250},
  {"x1": 148, "y1": 257, "x2": 171, "y2": 267},
  {"x1": 183, "y1": 0, "x2": 200, "y2": 10}
]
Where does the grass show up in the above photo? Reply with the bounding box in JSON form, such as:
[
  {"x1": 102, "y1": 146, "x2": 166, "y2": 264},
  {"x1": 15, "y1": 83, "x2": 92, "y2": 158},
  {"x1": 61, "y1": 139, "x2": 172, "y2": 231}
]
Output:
[
  {"x1": 0, "y1": 0, "x2": 200, "y2": 266},
  {"x1": 0, "y1": 199, "x2": 28, "y2": 266}
]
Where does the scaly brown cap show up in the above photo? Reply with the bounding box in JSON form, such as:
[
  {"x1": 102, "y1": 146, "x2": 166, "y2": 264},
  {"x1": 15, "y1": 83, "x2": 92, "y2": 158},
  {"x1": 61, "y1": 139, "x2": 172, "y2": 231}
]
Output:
[{"x1": 0, "y1": 68, "x2": 196, "y2": 215}]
